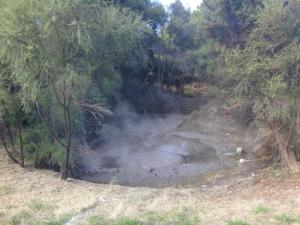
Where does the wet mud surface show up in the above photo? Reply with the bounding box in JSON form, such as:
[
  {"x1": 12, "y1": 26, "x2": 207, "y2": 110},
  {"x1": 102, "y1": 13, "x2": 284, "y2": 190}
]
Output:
[{"x1": 78, "y1": 102, "x2": 235, "y2": 187}]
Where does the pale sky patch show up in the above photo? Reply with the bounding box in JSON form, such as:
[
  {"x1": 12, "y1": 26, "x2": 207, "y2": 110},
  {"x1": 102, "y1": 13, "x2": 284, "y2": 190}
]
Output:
[{"x1": 159, "y1": 0, "x2": 202, "y2": 11}]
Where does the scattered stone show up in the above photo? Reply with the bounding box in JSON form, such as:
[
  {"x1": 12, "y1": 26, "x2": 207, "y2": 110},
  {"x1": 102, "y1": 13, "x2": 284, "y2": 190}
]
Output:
[
  {"x1": 236, "y1": 146, "x2": 243, "y2": 155},
  {"x1": 239, "y1": 159, "x2": 249, "y2": 164},
  {"x1": 148, "y1": 167, "x2": 155, "y2": 173},
  {"x1": 225, "y1": 152, "x2": 235, "y2": 157}
]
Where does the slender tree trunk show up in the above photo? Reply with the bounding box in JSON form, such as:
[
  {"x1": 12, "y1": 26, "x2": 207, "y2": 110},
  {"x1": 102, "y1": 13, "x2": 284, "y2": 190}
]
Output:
[
  {"x1": 18, "y1": 122, "x2": 25, "y2": 167},
  {"x1": 62, "y1": 98, "x2": 72, "y2": 180},
  {"x1": 3, "y1": 119, "x2": 16, "y2": 153},
  {"x1": 0, "y1": 128, "x2": 21, "y2": 165},
  {"x1": 48, "y1": 76, "x2": 73, "y2": 180},
  {"x1": 294, "y1": 95, "x2": 300, "y2": 159}
]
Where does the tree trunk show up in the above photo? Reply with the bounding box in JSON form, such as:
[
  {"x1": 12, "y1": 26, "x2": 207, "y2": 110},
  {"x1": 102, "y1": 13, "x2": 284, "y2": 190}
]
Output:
[
  {"x1": 61, "y1": 146, "x2": 70, "y2": 180},
  {"x1": 271, "y1": 122, "x2": 299, "y2": 172},
  {"x1": 4, "y1": 119, "x2": 16, "y2": 153},
  {"x1": 18, "y1": 122, "x2": 25, "y2": 167},
  {"x1": 62, "y1": 100, "x2": 72, "y2": 180},
  {"x1": 0, "y1": 128, "x2": 21, "y2": 165}
]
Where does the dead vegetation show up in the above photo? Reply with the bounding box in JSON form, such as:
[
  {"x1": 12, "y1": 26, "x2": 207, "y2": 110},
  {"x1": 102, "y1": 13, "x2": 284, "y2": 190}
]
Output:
[{"x1": 1, "y1": 148, "x2": 300, "y2": 225}]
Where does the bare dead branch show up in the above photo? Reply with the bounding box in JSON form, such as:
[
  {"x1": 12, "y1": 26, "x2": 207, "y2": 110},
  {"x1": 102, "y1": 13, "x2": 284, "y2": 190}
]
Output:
[{"x1": 77, "y1": 101, "x2": 113, "y2": 120}]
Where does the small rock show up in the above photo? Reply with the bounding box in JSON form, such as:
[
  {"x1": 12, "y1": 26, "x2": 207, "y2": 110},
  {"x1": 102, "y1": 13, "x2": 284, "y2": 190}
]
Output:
[
  {"x1": 148, "y1": 167, "x2": 155, "y2": 172},
  {"x1": 251, "y1": 172, "x2": 255, "y2": 177},
  {"x1": 239, "y1": 158, "x2": 249, "y2": 164},
  {"x1": 225, "y1": 152, "x2": 235, "y2": 157},
  {"x1": 98, "y1": 197, "x2": 106, "y2": 202},
  {"x1": 236, "y1": 146, "x2": 243, "y2": 155}
]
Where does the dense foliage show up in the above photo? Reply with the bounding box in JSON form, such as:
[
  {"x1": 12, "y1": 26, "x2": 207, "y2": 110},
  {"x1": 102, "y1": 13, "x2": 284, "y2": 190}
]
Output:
[
  {"x1": 156, "y1": 0, "x2": 300, "y2": 171},
  {"x1": 219, "y1": 0, "x2": 300, "y2": 170},
  {"x1": 0, "y1": 0, "x2": 148, "y2": 178}
]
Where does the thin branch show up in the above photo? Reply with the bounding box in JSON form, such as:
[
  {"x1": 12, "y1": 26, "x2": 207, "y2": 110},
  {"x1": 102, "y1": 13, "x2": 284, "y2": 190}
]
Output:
[
  {"x1": 35, "y1": 100, "x2": 67, "y2": 148},
  {"x1": 3, "y1": 118, "x2": 17, "y2": 153},
  {"x1": 0, "y1": 128, "x2": 21, "y2": 165}
]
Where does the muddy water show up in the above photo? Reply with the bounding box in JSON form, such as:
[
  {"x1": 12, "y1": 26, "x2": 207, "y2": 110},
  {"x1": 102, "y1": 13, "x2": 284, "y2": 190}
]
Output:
[{"x1": 79, "y1": 102, "x2": 234, "y2": 187}]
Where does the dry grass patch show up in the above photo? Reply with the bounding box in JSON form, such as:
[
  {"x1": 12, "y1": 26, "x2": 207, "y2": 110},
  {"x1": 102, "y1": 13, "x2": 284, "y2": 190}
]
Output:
[
  {"x1": 85, "y1": 211, "x2": 199, "y2": 225},
  {"x1": 2, "y1": 148, "x2": 300, "y2": 225},
  {"x1": 0, "y1": 185, "x2": 12, "y2": 196}
]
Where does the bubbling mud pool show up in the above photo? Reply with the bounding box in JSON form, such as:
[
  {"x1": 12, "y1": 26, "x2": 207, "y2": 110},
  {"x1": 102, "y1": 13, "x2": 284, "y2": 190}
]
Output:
[{"x1": 76, "y1": 102, "x2": 235, "y2": 187}]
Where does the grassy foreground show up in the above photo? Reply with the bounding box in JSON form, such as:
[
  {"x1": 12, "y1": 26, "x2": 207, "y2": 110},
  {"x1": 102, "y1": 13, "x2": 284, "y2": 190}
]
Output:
[
  {"x1": 2, "y1": 151, "x2": 300, "y2": 225},
  {"x1": 4, "y1": 204, "x2": 300, "y2": 225}
]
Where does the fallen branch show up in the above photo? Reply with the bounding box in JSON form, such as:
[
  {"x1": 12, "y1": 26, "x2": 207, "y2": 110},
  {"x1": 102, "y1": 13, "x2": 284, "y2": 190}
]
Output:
[{"x1": 77, "y1": 101, "x2": 113, "y2": 121}]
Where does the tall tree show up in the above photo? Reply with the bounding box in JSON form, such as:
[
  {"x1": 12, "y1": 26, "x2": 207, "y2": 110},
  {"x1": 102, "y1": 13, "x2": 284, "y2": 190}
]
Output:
[
  {"x1": 200, "y1": 0, "x2": 264, "y2": 47},
  {"x1": 115, "y1": 0, "x2": 167, "y2": 29},
  {"x1": 0, "y1": 0, "x2": 147, "y2": 178},
  {"x1": 220, "y1": 0, "x2": 300, "y2": 171}
]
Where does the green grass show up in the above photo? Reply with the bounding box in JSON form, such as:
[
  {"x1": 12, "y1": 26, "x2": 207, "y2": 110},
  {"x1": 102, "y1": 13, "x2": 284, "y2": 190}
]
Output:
[
  {"x1": 42, "y1": 213, "x2": 73, "y2": 225},
  {"x1": 0, "y1": 211, "x2": 5, "y2": 217},
  {"x1": 9, "y1": 204, "x2": 72, "y2": 225},
  {"x1": 166, "y1": 213, "x2": 199, "y2": 225},
  {"x1": 88, "y1": 217, "x2": 141, "y2": 225},
  {"x1": 9, "y1": 210, "x2": 32, "y2": 225},
  {"x1": 115, "y1": 219, "x2": 140, "y2": 225},
  {"x1": 253, "y1": 204, "x2": 270, "y2": 214},
  {"x1": 28, "y1": 200, "x2": 53, "y2": 212},
  {"x1": 87, "y1": 216, "x2": 110, "y2": 225},
  {"x1": 227, "y1": 220, "x2": 251, "y2": 225},
  {"x1": 87, "y1": 212, "x2": 199, "y2": 225},
  {"x1": 274, "y1": 214, "x2": 296, "y2": 224},
  {"x1": 0, "y1": 185, "x2": 11, "y2": 195}
]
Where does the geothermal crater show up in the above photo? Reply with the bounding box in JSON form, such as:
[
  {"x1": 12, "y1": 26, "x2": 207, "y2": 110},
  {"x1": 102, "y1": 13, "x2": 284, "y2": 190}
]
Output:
[{"x1": 77, "y1": 102, "x2": 235, "y2": 187}]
